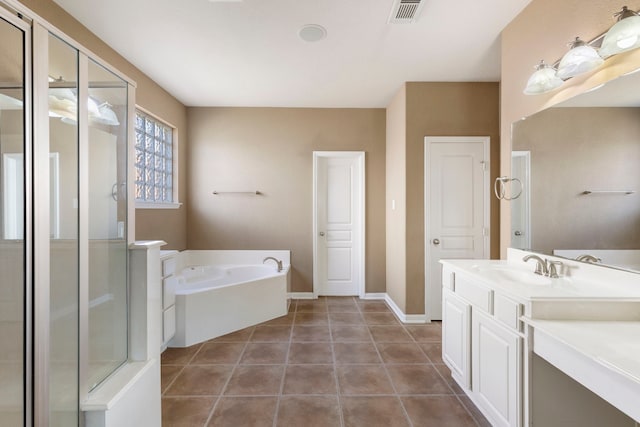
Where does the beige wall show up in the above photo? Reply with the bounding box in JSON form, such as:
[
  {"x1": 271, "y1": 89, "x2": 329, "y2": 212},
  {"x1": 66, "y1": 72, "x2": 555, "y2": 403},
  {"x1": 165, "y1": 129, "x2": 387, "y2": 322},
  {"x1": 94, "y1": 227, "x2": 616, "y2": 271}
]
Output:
[
  {"x1": 385, "y1": 85, "x2": 407, "y2": 311},
  {"x1": 18, "y1": 0, "x2": 189, "y2": 249},
  {"x1": 501, "y1": 0, "x2": 640, "y2": 257},
  {"x1": 513, "y1": 107, "x2": 640, "y2": 253},
  {"x1": 186, "y1": 107, "x2": 386, "y2": 293},
  {"x1": 403, "y1": 82, "x2": 500, "y2": 314}
]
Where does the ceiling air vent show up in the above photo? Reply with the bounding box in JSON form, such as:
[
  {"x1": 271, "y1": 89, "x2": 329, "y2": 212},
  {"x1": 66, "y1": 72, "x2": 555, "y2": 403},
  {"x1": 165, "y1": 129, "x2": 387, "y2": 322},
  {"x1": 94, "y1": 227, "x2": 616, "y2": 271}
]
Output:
[{"x1": 388, "y1": 0, "x2": 425, "y2": 24}]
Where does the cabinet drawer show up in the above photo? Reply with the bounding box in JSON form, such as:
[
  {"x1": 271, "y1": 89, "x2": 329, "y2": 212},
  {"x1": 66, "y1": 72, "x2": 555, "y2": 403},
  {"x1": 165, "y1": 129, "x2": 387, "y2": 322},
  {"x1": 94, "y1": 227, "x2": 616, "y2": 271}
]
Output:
[
  {"x1": 494, "y1": 293, "x2": 522, "y2": 331},
  {"x1": 163, "y1": 305, "x2": 176, "y2": 343},
  {"x1": 442, "y1": 266, "x2": 455, "y2": 291},
  {"x1": 455, "y1": 275, "x2": 493, "y2": 313},
  {"x1": 162, "y1": 257, "x2": 176, "y2": 277},
  {"x1": 163, "y1": 276, "x2": 178, "y2": 309}
]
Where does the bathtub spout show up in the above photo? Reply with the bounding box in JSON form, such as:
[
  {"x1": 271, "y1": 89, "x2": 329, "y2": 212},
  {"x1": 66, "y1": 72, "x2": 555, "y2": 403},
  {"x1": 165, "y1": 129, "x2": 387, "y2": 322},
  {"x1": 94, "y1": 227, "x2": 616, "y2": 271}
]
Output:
[{"x1": 263, "y1": 256, "x2": 283, "y2": 272}]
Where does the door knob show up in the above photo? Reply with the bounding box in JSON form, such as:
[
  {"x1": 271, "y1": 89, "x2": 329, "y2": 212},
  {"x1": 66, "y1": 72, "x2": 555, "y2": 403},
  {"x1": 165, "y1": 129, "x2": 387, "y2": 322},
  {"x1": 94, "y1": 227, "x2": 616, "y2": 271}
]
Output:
[
  {"x1": 514, "y1": 230, "x2": 522, "y2": 236},
  {"x1": 319, "y1": 232, "x2": 325, "y2": 236},
  {"x1": 432, "y1": 238, "x2": 440, "y2": 245}
]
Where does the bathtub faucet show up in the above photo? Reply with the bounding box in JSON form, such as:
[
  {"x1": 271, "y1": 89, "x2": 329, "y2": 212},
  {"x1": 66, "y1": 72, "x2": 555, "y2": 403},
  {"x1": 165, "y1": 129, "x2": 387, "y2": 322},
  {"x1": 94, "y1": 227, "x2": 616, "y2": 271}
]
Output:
[{"x1": 263, "y1": 257, "x2": 283, "y2": 272}]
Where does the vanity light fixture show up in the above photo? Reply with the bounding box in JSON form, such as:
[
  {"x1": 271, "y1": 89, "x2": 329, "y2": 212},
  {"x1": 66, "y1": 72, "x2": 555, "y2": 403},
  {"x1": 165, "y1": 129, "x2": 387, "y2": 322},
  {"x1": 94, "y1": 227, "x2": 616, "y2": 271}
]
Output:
[
  {"x1": 524, "y1": 6, "x2": 640, "y2": 95},
  {"x1": 523, "y1": 60, "x2": 564, "y2": 94},
  {"x1": 599, "y1": 6, "x2": 640, "y2": 58},
  {"x1": 556, "y1": 37, "x2": 604, "y2": 79}
]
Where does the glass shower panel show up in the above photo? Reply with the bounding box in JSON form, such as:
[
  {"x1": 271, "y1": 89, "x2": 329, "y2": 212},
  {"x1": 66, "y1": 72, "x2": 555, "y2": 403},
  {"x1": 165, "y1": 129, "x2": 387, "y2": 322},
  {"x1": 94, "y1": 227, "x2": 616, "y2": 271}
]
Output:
[
  {"x1": 87, "y1": 58, "x2": 128, "y2": 390},
  {"x1": 48, "y1": 33, "x2": 79, "y2": 425},
  {"x1": 0, "y1": 14, "x2": 25, "y2": 427}
]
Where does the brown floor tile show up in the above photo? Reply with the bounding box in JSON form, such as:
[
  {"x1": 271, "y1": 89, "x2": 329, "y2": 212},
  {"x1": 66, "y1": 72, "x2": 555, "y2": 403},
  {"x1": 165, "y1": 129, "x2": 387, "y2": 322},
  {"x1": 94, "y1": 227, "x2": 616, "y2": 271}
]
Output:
[
  {"x1": 291, "y1": 325, "x2": 331, "y2": 342},
  {"x1": 207, "y1": 397, "x2": 277, "y2": 427},
  {"x1": 282, "y1": 365, "x2": 337, "y2": 395},
  {"x1": 362, "y1": 312, "x2": 399, "y2": 325},
  {"x1": 296, "y1": 300, "x2": 328, "y2": 313},
  {"x1": 251, "y1": 325, "x2": 292, "y2": 342},
  {"x1": 341, "y1": 396, "x2": 411, "y2": 427},
  {"x1": 224, "y1": 365, "x2": 284, "y2": 395},
  {"x1": 376, "y1": 342, "x2": 429, "y2": 364},
  {"x1": 329, "y1": 312, "x2": 365, "y2": 325},
  {"x1": 368, "y1": 326, "x2": 412, "y2": 342},
  {"x1": 288, "y1": 342, "x2": 333, "y2": 364},
  {"x1": 240, "y1": 343, "x2": 288, "y2": 364},
  {"x1": 386, "y1": 365, "x2": 451, "y2": 395},
  {"x1": 331, "y1": 325, "x2": 372, "y2": 342},
  {"x1": 419, "y1": 342, "x2": 443, "y2": 364},
  {"x1": 336, "y1": 365, "x2": 394, "y2": 395},
  {"x1": 192, "y1": 342, "x2": 245, "y2": 364},
  {"x1": 433, "y1": 364, "x2": 466, "y2": 394},
  {"x1": 326, "y1": 298, "x2": 359, "y2": 312},
  {"x1": 162, "y1": 365, "x2": 183, "y2": 394},
  {"x1": 405, "y1": 324, "x2": 442, "y2": 342},
  {"x1": 276, "y1": 396, "x2": 341, "y2": 427},
  {"x1": 294, "y1": 312, "x2": 329, "y2": 325},
  {"x1": 165, "y1": 365, "x2": 234, "y2": 396},
  {"x1": 262, "y1": 313, "x2": 295, "y2": 326},
  {"x1": 162, "y1": 396, "x2": 216, "y2": 427},
  {"x1": 333, "y1": 342, "x2": 381, "y2": 364},
  {"x1": 402, "y1": 396, "x2": 476, "y2": 427},
  {"x1": 357, "y1": 301, "x2": 391, "y2": 313},
  {"x1": 459, "y1": 395, "x2": 492, "y2": 427},
  {"x1": 162, "y1": 345, "x2": 201, "y2": 365},
  {"x1": 208, "y1": 327, "x2": 254, "y2": 342}
]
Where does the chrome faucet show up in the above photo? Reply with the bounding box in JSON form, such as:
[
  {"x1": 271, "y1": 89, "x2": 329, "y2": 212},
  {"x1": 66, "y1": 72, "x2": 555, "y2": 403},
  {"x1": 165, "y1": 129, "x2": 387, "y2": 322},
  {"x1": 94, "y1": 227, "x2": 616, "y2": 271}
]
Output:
[
  {"x1": 523, "y1": 254, "x2": 547, "y2": 275},
  {"x1": 576, "y1": 254, "x2": 601, "y2": 263},
  {"x1": 263, "y1": 256, "x2": 283, "y2": 272},
  {"x1": 523, "y1": 255, "x2": 563, "y2": 278}
]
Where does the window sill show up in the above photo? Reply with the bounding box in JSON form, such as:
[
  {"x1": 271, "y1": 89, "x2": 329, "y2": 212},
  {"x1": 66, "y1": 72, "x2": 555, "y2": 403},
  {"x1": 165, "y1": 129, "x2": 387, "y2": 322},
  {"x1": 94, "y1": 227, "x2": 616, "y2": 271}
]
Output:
[{"x1": 135, "y1": 201, "x2": 182, "y2": 210}]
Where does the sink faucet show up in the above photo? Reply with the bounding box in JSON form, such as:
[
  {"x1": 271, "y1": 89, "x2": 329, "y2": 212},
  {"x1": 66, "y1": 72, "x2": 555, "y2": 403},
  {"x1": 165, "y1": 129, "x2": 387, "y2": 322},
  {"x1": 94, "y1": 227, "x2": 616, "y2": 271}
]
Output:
[
  {"x1": 523, "y1": 255, "x2": 563, "y2": 278},
  {"x1": 523, "y1": 254, "x2": 547, "y2": 276},
  {"x1": 576, "y1": 254, "x2": 601, "y2": 263},
  {"x1": 263, "y1": 256, "x2": 283, "y2": 272}
]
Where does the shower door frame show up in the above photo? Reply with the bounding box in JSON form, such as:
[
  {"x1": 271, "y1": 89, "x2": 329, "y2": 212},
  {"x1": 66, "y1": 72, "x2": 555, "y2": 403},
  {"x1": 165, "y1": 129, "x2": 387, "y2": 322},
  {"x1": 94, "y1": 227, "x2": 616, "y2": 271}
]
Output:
[{"x1": 0, "y1": 4, "x2": 33, "y2": 425}]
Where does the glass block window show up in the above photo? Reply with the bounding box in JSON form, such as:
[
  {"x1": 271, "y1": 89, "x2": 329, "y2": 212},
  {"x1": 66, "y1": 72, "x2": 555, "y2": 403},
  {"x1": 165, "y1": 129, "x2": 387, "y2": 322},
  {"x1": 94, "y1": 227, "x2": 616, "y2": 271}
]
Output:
[{"x1": 134, "y1": 111, "x2": 174, "y2": 204}]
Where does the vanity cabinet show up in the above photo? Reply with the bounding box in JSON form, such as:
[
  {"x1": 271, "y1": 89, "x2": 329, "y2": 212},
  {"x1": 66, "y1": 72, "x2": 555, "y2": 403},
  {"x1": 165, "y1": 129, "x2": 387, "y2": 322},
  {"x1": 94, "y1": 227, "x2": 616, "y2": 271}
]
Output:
[
  {"x1": 442, "y1": 265, "x2": 524, "y2": 427},
  {"x1": 472, "y1": 309, "x2": 522, "y2": 427},
  {"x1": 442, "y1": 288, "x2": 471, "y2": 390},
  {"x1": 160, "y1": 252, "x2": 178, "y2": 348}
]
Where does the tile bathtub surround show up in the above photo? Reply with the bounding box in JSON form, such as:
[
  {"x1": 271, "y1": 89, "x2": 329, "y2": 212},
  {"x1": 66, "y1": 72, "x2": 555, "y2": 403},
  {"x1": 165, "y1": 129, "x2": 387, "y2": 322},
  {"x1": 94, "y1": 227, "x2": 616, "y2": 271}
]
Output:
[{"x1": 161, "y1": 297, "x2": 490, "y2": 427}]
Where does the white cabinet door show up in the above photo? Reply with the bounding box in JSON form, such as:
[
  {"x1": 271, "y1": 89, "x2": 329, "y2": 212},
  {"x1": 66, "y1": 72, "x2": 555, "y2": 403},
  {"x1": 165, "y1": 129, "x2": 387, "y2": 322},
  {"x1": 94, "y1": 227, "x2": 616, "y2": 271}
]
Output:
[
  {"x1": 472, "y1": 309, "x2": 522, "y2": 427},
  {"x1": 442, "y1": 288, "x2": 471, "y2": 390}
]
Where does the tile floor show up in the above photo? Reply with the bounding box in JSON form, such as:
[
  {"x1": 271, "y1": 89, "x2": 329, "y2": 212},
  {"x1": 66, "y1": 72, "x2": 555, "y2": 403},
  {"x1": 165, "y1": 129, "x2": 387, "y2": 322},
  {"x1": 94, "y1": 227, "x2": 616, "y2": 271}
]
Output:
[{"x1": 161, "y1": 297, "x2": 490, "y2": 427}]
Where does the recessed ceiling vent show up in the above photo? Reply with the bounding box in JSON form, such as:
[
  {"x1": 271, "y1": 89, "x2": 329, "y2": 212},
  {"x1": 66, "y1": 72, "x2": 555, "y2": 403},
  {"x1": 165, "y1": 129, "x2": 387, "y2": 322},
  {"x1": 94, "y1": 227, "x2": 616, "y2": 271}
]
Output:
[{"x1": 388, "y1": 0, "x2": 425, "y2": 24}]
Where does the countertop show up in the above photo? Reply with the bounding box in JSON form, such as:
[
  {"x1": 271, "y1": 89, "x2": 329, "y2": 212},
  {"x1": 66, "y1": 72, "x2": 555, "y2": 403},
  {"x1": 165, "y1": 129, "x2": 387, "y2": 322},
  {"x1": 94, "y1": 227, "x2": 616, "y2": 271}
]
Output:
[
  {"x1": 524, "y1": 318, "x2": 640, "y2": 422},
  {"x1": 441, "y1": 259, "x2": 640, "y2": 302}
]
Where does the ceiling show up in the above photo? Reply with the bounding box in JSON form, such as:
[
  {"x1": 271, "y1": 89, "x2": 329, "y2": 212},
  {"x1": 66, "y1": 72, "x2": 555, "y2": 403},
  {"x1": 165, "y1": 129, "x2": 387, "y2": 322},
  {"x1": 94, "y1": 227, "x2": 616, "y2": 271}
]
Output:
[{"x1": 52, "y1": 0, "x2": 532, "y2": 108}]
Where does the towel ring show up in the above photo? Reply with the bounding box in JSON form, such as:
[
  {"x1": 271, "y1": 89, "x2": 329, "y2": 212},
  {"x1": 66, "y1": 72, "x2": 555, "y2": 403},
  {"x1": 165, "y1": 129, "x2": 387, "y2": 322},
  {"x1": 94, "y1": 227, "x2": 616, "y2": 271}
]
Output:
[{"x1": 494, "y1": 177, "x2": 523, "y2": 201}]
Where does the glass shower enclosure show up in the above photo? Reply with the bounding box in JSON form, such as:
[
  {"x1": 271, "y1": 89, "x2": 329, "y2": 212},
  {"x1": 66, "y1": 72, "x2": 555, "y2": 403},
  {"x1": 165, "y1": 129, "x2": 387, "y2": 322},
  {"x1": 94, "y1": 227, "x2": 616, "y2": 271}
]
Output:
[{"x1": 0, "y1": 2, "x2": 134, "y2": 424}]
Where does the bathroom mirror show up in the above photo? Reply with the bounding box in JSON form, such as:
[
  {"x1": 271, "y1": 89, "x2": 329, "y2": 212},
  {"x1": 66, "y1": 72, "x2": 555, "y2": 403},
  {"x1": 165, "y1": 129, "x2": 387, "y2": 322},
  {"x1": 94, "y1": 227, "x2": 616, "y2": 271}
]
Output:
[{"x1": 511, "y1": 69, "x2": 640, "y2": 272}]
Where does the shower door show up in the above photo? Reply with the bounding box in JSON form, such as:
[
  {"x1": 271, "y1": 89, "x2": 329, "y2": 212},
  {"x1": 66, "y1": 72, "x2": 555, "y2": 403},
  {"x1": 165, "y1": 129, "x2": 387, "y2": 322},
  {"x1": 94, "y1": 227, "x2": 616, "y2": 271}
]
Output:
[{"x1": 0, "y1": 7, "x2": 30, "y2": 426}]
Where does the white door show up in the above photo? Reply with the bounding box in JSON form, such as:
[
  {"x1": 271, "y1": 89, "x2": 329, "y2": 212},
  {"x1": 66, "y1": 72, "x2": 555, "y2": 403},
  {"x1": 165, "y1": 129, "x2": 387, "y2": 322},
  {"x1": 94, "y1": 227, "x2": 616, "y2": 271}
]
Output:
[
  {"x1": 511, "y1": 151, "x2": 530, "y2": 249},
  {"x1": 425, "y1": 137, "x2": 489, "y2": 320},
  {"x1": 313, "y1": 152, "x2": 365, "y2": 297}
]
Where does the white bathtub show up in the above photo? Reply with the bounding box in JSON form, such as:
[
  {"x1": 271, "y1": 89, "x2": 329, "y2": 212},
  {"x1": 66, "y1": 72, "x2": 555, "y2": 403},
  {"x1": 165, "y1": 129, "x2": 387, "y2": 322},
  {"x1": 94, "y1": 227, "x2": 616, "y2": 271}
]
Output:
[{"x1": 169, "y1": 250, "x2": 290, "y2": 347}]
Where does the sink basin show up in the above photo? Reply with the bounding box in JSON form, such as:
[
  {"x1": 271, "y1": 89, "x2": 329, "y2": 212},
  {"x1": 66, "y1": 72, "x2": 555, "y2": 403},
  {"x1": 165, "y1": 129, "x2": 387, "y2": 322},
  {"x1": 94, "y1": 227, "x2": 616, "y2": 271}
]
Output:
[{"x1": 476, "y1": 265, "x2": 552, "y2": 286}]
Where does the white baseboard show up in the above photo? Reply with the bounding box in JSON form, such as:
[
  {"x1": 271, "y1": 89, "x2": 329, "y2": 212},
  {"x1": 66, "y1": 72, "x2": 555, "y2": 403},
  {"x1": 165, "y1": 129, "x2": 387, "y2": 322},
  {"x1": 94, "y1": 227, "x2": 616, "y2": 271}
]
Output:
[
  {"x1": 362, "y1": 293, "x2": 386, "y2": 300},
  {"x1": 288, "y1": 292, "x2": 315, "y2": 299},
  {"x1": 384, "y1": 294, "x2": 428, "y2": 324}
]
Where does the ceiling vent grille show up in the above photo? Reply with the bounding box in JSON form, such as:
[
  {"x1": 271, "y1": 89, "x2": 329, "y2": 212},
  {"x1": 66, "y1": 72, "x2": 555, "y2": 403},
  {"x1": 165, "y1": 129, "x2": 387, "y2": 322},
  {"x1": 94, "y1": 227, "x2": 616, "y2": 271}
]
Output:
[{"x1": 388, "y1": 0, "x2": 425, "y2": 24}]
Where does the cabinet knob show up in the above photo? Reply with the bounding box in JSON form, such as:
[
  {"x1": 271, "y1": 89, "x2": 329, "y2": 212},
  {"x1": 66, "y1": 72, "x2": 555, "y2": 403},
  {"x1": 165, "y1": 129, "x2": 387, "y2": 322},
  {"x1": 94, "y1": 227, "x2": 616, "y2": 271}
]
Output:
[{"x1": 433, "y1": 238, "x2": 440, "y2": 245}]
